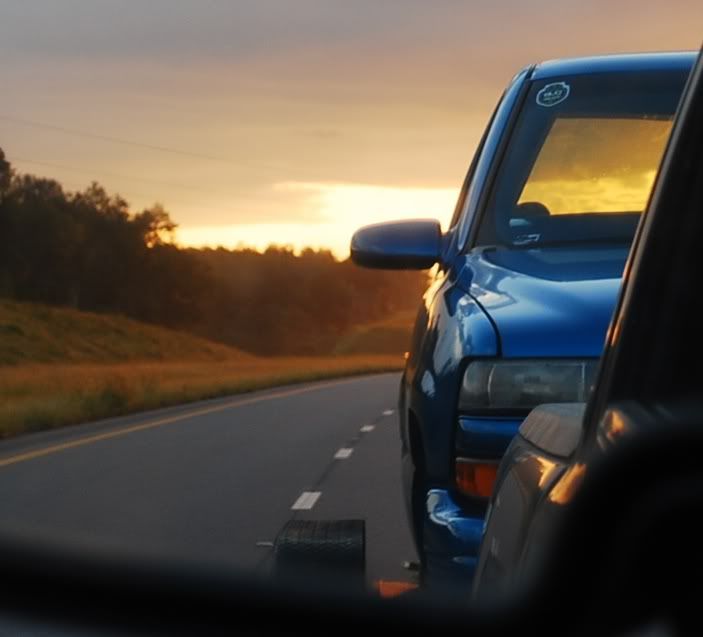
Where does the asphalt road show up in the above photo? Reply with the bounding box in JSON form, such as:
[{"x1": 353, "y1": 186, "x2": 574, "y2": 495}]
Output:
[{"x1": 0, "y1": 373, "x2": 418, "y2": 589}]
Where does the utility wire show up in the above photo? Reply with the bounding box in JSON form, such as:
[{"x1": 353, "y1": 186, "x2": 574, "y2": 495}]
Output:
[
  {"x1": 13, "y1": 157, "x2": 212, "y2": 195},
  {"x1": 0, "y1": 114, "x2": 287, "y2": 171},
  {"x1": 10, "y1": 156, "x2": 295, "y2": 219}
]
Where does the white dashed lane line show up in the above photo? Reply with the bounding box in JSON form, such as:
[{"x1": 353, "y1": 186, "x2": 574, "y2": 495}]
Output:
[
  {"x1": 291, "y1": 491, "x2": 321, "y2": 510},
  {"x1": 382, "y1": 409, "x2": 395, "y2": 416},
  {"x1": 289, "y1": 416, "x2": 385, "y2": 512}
]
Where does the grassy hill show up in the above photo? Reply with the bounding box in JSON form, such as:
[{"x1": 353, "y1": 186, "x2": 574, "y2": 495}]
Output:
[
  {"x1": 333, "y1": 310, "x2": 416, "y2": 355},
  {"x1": 0, "y1": 300, "x2": 403, "y2": 438},
  {"x1": 0, "y1": 300, "x2": 245, "y2": 365}
]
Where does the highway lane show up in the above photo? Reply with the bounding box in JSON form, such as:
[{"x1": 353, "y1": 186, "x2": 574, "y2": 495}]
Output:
[{"x1": 0, "y1": 373, "x2": 418, "y2": 586}]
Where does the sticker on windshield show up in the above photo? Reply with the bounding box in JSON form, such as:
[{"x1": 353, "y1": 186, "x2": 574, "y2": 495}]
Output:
[{"x1": 536, "y1": 81, "x2": 570, "y2": 107}]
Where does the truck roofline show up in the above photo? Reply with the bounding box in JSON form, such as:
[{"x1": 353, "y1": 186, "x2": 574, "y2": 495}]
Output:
[{"x1": 531, "y1": 51, "x2": 697, "y2": 80}]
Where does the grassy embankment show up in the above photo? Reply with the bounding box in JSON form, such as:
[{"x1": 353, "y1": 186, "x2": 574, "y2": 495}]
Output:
[
  {"x1": 332, "y1": 310, "x2": 416, "y2": 355},
  {"x1": 0, "y1": 300, "x2": 410, "y2": 438}
]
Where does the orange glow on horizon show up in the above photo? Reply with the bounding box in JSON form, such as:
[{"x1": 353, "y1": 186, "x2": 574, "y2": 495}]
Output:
[{"x1": 176, "y1": 182, "x2": 458, "y2": 258}]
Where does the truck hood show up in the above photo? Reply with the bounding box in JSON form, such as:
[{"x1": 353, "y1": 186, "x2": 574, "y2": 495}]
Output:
[{"x1": 465, "y1": 246, "x2": 628, "y2": 358}]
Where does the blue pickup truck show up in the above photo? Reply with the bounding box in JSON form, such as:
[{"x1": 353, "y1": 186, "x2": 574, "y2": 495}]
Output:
[{"x1": 350, "y1": 52, "x2": 694, "y2": 591}]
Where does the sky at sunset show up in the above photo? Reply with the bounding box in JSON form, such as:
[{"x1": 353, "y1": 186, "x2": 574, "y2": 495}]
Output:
[{"x1": 2, "y1": 1, "x2": 702, "y2": 257}]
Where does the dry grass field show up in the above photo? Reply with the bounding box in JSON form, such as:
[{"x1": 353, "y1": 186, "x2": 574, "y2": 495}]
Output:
[{"x1": 0, "y1": 301, "x2": 403, "y2": 438}]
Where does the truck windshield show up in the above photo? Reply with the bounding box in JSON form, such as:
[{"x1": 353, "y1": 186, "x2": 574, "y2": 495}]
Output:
[{"x1": 475, "y1": 70, "x2": 690, "y2": 248}]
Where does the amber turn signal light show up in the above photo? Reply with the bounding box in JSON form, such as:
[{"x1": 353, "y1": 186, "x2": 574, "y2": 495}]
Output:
[{"x1": 455, "y1": 458, "x2": 498, "y2": 499}]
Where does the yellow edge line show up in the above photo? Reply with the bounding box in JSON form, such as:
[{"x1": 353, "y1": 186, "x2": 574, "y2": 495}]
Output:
[{"x1": 0, "y1": 377, "x2": 356, "y2": 469}]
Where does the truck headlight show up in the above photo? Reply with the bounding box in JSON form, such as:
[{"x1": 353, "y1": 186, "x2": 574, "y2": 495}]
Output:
[{"x1": 459, "y1": 359, "x2": 598, "y2": 411}]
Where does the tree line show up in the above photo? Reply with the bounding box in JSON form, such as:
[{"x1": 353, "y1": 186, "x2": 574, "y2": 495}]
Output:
[{"x1": 0, "y1": 148, "x2": 427, "y2": 355}]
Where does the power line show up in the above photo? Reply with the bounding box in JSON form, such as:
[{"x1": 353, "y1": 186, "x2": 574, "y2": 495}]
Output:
[
  {"x1": 0, "y1": 114, "x2": 287, "y2": 170},
  {"x1": 10, "y1": 155, "x2": 307, "y2": 206},
  {"x1": 9, "y1": 155, "x2": 304, "y2": 220},
  {"x1": 22, "y1": 175, "x2": 173, "y2": 205},
  {"x1": 12, "y1": 157, "x2": 212, "y2": 195}
]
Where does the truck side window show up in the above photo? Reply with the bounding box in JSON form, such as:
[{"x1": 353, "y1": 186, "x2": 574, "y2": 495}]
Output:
[{"x1": 448, "y1": 95, "x2": 504, "y2": 230}]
